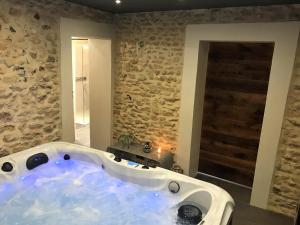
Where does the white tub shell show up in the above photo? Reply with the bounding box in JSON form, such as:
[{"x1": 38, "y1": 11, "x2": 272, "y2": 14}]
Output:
[{"x1": 0, "y1": 142, "x2": 234, "y2": 225}]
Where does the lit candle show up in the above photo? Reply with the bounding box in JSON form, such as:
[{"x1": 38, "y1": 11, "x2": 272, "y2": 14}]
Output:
[{"x1": 157, "y1": 147, "x2": 161, "y2": 154}]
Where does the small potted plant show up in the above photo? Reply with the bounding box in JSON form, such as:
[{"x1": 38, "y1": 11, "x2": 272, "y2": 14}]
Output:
[{"x1": 117, "y1": 133, "x2": 139, "y2": 149}]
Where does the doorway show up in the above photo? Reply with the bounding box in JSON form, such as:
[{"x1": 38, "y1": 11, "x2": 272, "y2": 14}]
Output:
[
  {"x1": 177, "y1": 22, "x2": 299, "y2": 209},
  {"x1": 60, "y1": 18, "x2": 114, "y2": 151},
  {"x1": 72, "y1": 39, "x2": 90, "y2": 147},
  {"x1": 198, "y1": 42, "x2": 274, "y2": 187}
]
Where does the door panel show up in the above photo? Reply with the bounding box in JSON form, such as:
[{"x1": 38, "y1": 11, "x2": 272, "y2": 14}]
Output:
[{"x1": 198, "y1": 42, "x2": 274, "y2": 187}]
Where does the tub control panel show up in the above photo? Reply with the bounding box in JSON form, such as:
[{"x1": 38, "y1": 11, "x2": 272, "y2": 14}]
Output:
[
  {"x1": 107, "y1": 144, "x2": 174, "y2": 170},
  {"x1": 109, "y1": 148, "x2": 159, "y2": 168}
]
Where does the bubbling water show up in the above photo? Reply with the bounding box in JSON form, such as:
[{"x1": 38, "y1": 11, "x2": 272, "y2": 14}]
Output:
[{"x1": 0, "y1": 159, "x2": 179, "y2": 225}]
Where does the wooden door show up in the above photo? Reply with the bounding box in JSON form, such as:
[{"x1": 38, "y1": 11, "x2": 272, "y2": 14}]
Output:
[{"x1": 198, "y1": 42, "x2": 274, "y2": 187}]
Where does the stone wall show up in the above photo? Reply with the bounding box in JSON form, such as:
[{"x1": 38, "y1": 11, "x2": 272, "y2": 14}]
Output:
[
  {"x1": 0, "y1": 0, "x2": 112, "y2": 156},
  {"x1": 113, "y1": 5, "x2": 300, "y2": 217}
]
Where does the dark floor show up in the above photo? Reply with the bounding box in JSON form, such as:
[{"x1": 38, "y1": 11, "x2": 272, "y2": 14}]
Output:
[{"x1": 196, "y1": 173, "x2": 294, "y2": 225}]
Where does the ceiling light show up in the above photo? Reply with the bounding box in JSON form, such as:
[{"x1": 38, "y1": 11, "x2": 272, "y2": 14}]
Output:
[{"x1": 115, "y1": 0, "x2": 121, "y2": 4}]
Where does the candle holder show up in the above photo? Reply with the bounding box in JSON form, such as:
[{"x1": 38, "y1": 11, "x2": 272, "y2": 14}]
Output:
[{"x1": 143, "y1": 142, "x2": 152, "y2": 153}]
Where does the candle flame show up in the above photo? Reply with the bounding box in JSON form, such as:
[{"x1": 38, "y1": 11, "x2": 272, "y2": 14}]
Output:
[{"x1": 157, "y1": 147, "x2": 161, "y2": 153}]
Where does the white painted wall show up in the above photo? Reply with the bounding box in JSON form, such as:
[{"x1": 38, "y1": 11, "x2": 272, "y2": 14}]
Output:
[
  {"x1": 177, "y1": 42, "x2": 210, "y2": 177},
  {"x1": 177, "y1": 22, "x2": 300, "y2": 209},
  {"x1": 89, "y1": 39, "x2": 113, "y2": 150},
  {"x1": 60, "y1": 18, "x2": 114, "y2": 150}
]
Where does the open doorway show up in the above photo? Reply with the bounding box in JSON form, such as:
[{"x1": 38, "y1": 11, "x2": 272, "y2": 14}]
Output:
[
  {"x1": 71, "y1": 37, "x2": 113, "y2": 149},
  {"x1": 72, "y1": 39, "x2": 90, "y2": 147},
  {"x1": 198, "y1": 42, "x2": 274, "y2": 187},
  {"x1": 177, "y1": 22, "x2": 299, "y2": 209},
  {"x1": 60, "y1": 18, "x2": 114, "y2": 151}
]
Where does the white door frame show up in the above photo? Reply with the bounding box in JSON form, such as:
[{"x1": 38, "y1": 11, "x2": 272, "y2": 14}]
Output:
[
  {"x1": 60, "y1": 18, "x2": 114, "y2": 149},
  {"x1": 177, "y1": 22, "x2": 300, "y2": 209}
]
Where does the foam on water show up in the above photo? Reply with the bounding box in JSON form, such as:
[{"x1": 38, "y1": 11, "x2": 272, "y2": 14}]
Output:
[{"x1": 0, "y1": 159, "x2": 179, "y2": 225}]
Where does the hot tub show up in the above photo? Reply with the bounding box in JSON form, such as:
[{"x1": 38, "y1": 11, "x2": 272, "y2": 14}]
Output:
[{"x1": 0, "y1": 142, "x2": 234, "y2": 225}]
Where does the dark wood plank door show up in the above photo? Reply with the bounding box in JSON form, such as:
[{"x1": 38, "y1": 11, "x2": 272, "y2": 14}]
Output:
[{"x1": 198, "y1": 42, "x2": 274, "y2": 187}]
